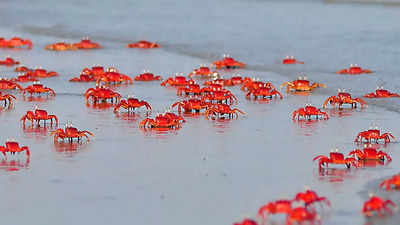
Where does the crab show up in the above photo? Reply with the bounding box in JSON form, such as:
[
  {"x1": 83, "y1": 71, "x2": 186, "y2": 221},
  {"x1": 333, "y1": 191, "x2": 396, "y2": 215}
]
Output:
[
  {"x1": 280, "y1": 76, "x2": 326, "y2": 93},
  {"x1": 10, "y1": 73, "x2": 38, "y2": 82},
  {"x1": 95, "y1": 68, "x2": 133, "y2": 85},
  {"x1": 354, "y1": 128, "x2": 395, "y2": 144},
  {"x1": 140, "y1": 113, "x2": 183, "y2": 129},
  {"x1": 205, "y1": 103, "x2": 244, "y2": 120},
  {"x1": 188, "y1": 65, "x2": 218, "y2": 78},
  {"x1": 51, "y1": 124, "x2": 94, "y2": 143},
  {"x1": 0, "y1": 79, "x2": 23, "y2": 90},
  {"x1": 0, "y1": 57, "x2": 19, "y2": 66},
  {"x1": 294, "y1": 189, "x2": 331, "y2": 208},
  {"x1": 246, "y1": 86, "x2": 283, "y2": 99},
  {"x1": 45, "y1": 42, "x2": 77, "y2": 51},
  {"x1": 114, "y1": 96, "x2": 151, "y2": 113},
  {"x1": 313, "y1": 149, "x2": 358, "y2": 169},
  {"x1": 258, "y1": 199, "x2": 292, "y2": 220},
  {"x1": 204, "y1": 76, "x2": 247, "y2": 87},
  {"x1": 286, "y1": 207, "x2": 320, "y2": 225},
  {"x1": 134, "y1": 70, "x2": 162, "y2": 81},
  {"x1": 349, "y1": 147, "x2": 392, "y2": 162},
  {"x1": 23, "y1": 82, "x2": 56, "y2": 96},
  {"x1": 200, "y1": 84, "x2": 227, "y2": 94},
  {"x1": 282, "y1": 56, "x2": 304, "y2": 64},
  {"x1": 85, "y1": 85, "x2": 121, "y2": 104},
  {"x1": 380, "y1": 174, "x2": 400, "y2": 191},
  {"x1": 73, "y1": 38, "x2": 102, "y2": 49},
  {"x1": 0, "y1": 92, "x2": 16, "y2": 108},
  {"x1": 20, "y1": 108, "x2": 58, "y2": 127},
  {"x1": 81, "y1": 65, "x2": 106, "y2": 78},
  {"x1": 25, "y1": 68, "x2": 58, "y2": 78},
  {"x1": 292, "y1": 105, "x2": 328, "y2": 120},
  {"x1": 337, "y1": 64, "x2": 372, "y2": 75},
  {"x1": 177, "y1": 84, "x2": 203, "y2": 96},
  {"x1": 69, "y1": 72, "x2": 96, "y2": 82},
  {"x1": 364, "y1": 87, "x2": 400, "y2": 98},
  {"x1": 127, "y1": 40, "x2": 160, "y2": 49},
  {"x1": 202, "y1": 91, "x2": 238, "y2": 105},
  {"x1": 362, "y1": 195, "x2": 396, "y2": 217},
  {"x1": 233, "y1": 219, "x2": 258, "y2": 225},
  {"x1": 212, "y1": 55, "x2": 245, "y2": 70},
  {"x1": 0, "y1": 140, "x2": 30, "y2": 157},
  {"x1": 171, "y1": 98, "x2": 211, "y2": 113},
  {"x1": 2, "y1": 37, "x2": 32, "y2": 49},
  {"x1": 241, "y1": 79, "x2": 276, "y2": 92},
  {"x1": 14, "y1": 65, "x2": 32, "y2": 72},
  {"x1": 323, "y1": 89, "x2": 367, "y2": 109},
  {"x1": 160, "y1": 73, "x2": 196, "y2": 87}
]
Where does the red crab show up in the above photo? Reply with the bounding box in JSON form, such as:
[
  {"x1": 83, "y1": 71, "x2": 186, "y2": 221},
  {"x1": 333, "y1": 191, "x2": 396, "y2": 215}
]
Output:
[
  {"x1": 203, "y1": 76, "x2": 247, "y2": 87},
  {"x1": 282, "y1": 56, "x2": 304, "y2": 64},
  {"x1": 202, "y1": 91, "x2": 238, "y2": 105},
  {"x1": 51, "y1": 124, "x2": 94, "y2": 142},
  {"x1": 205, "y1": 103, "x2": 244, "y2": 120},
  {"x1": 85, "y1": 85, "x2": 121, "y2": 104},
  {"x1": 23, "y1": 82, "x2": 56, "y2": 96},
  {"x1": 286, "y1": 207, "x2": 320, "y2": 225},
  {"x1": 313, "y1": 150, "x2": 358, "y2": 169},
  {"x1": 337, "y1": 64, "x2": 372, "y2": 75},
  {"x1": 323, "y1": 90, "x2": 367, "y2": 109},
  {"x1": 14, "y1": 65, "x2": 32, "y2": 72},
  {"x1": 0, "y1": 140, "x2": 30, "y2": 157},
  {"x1": 95, "y1": 68, "x2": 133, "y2": 85},
  {"x1": 362, "y1": 195, "x2": 396, "y2": 217},
  {"x1": 280, "y1": 76, "x2": 326, "y2": 93},
  {"x1": 0, "y1": 56, "x2": 19, "y2": 66},
  {"x1": 212, "y1": 55, "x2": 245, "y2": 69},
  {"x1": 246, "y1": 86, "x2": 283, "y2": 99},
  {"x1": 140, "y1": 113, "x2": 183, "y2": 129},
  {"x1": 10, "y1": 73, "x2": 38, "y2": 82},
  {"x1": 364, "y1": 87, "x2": 400, "y2": 98},
  {"x1": 177, "y1": 84, "x2": 203, "y2": 96},
  {"x1": 349, "y1": 147, "x2": 392, "y2": 162},
  {"x1": 0, "y1": 92, "x2": 16, "y2": 108},
  {"x1": 81, "y1": 65, "x2": 105, "y2": 78},
  {"x1": 134, "y1": 70, "x2": 162, "y2": 81},
  {"x1": 292, "y1": 105, "x2": 328, "y2": 120},
  {"x1": 2, "y1": 37, "x2": 32, "y2": 49},
  {"x1": 294, "y1": 189, "x2": 331, "y2": 208},
  {"x1": 45, "y1": 42, "x2": 77, "y2": 51},
  {"x1": 200, "y1": 84, "x2": 227, "y2": 94},
  {"x1": 73, "y1": 38, "x2": 102, "y2": 49},
  {"x1": 258, "y1": 199, "x2": 292, "y2": 220},
  {"x1": 69, "y1": 72, "x2": 96, "y2": 82},
  {"x1": 171, "y1": 98, "x2": 211, "y2": 113},
  {"x1": 354, "y1": 128, "x2": 395, "y2": 144},
  {"x1": 127, "y1": 40, "x2": 160, "y2": 49},
  {"x1": 241, "y1": 79, "x2": 276, "y2": 92},
  {"x1": 380, "y1": 174, "x2": 400, "y2": 191},
  {"x1": 25, "y1": 68, "x2": 58, "y2": 78},
  {"x1": 233, "y1": 219, "x2": 258, "y2": 225},
  {"x1": 20, "y1": 108, "x2": 58, "y2": 126},
  {"x1": 114, "y1": 96, "x2": 151, "y2": 113},
  {"x1": 0, "y1": 79, "x2": 23, "y2": 90},
  {"x1": 160, "y1": 74, "x2": 196, "y2": 87},
  {"x1": 188, "y1": 65, "x2": 218, "y2": 78}
]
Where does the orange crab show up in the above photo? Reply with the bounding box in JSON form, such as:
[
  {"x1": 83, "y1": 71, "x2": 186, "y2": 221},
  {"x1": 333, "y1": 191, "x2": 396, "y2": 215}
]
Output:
[
  {"x1": 73, "y1": 38, "x2": 102, "y2": 49},
  {"x1": 246, "y1": 86, "x2": 283, "y2": 99},
  {"x1": 188, "y1": 65, "x2": 218, "y2": 78},
  {"x1": 280, "y1": 76, "x2": 326, "y2": 93},
  {"x1": 294, "y1": 189, "x2": 331, "y2": 208},
  {"x1": 160, "y1": 74, "x2": 196, "y2": 87},
  {"x1": 0, "y1": 56, "x2": 19, "y2": 66},
  {"x1": 202, "y1": 91, "x2": 238, "y2": 105},
  {"x1": 23, "y1": 82, "x2": 56, "y2": 96},
  {"x1": 87, "y1": 65, "x2": 106, "y2": 77},
  {"x1": 286, "y1": 207, "x2": 320, "y2": 225},
  {"x1": 364, "y1": 87, "x2": 400, "y2": 98},
  {"x1": 69, "y1": 72, "x2": 96, "y2": 82},
  {"x1": 51, "y1": 124, "x2": 94, "y2": 143},
  {"x1": 0, "y1": 140, "x2": 30, "y2": 157},
  {"x1": 1, "y1": 37, "x2": 32, "y2": 49},
  {"x1": 140, "y1": 112, "x2": 184, "y2": 129},
  {"x1": 0, "y1": 79, "x2": 23, "y2": 90},
  {"x1": 323, "y1": 90, "x2": 367, "y2": 109},
  {"x1": 337, "y1": 64, "x2": 372, "y2": 75},
  {"x1": 95, "y1": 67, "x2": 133, "y2": 85},
  {"x1": 171, "y1": 98, "x2": 211, "y2": 113},
  {"x1": 134, "y1": 70, "x2": 162, "y2": 81},
  {"x1": 349, "y1": 147, "x2": 391, "y2": 162},
  {"x1": 0, "y1": 91, "x2": 16, "y2": 108},
  {"x1": 20, "y1": 108, "x2": 58, "y2": 126},
  {"x1": 205, "y1": 103, "x2": 244, "y2": 120},
  {"x1": 380, "y1": 174, "x2": 400, "y2": 191},
  {"x1": 292, "y1": 105, "x2": 328, "y2": 120},
  {"x1": 127, "y1": 40, "x2": 160, "y2": 49},
  {"x1": 212, "y1": 55, "x2": 245, "y2": 69},
  {"x1": 354, "y1": 128, "x2": 395, "y2": 144},
  {"x1": 313, "y1": 149, "x2": 358, "y2": 169},
  {"x1": 282, "y1": 56, "x2": 304, "y2": 64},
  {"x1": 203, "y1": 76, "x2": 247, "y2": 87},
  {"x1": 10, "y1": 73, "x2": 38, "y2": 82},
  {"x1": 233, "y1": 219, "x2": 258, "y2": 225},
  {"x1": 258, "y1": 199, "x2": 292, "y2": 220},
  {"x1": 241, "y1": 79, "x2": 276, "y2": 92},
  {"x1": 14, "y1": 65, "x2": 32, "y2": 72},
  {"x1": 85, "y1": 85, "x2": 121, "y2": 104},
  {"x1": 25, "y1": 68, "x2": 58, "y2": 78},
  {"x1": 362, "y1": 195, "x2": 396, "y2": 217},
  {"x1": 177, "y1": 84, "x2": 203, "y2": 96},
  {"x1": 114, "y1": 96, "x2": 151, "y2": 113},
  {"x1": 45, "y1": 42, "x2": 77, "y2": 51}
]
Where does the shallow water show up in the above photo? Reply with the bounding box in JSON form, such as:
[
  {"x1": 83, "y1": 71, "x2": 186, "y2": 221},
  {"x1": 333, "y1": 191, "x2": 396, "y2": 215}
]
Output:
[{"x1": 0, "y1": 0, "x2": 400, "y2": 225}]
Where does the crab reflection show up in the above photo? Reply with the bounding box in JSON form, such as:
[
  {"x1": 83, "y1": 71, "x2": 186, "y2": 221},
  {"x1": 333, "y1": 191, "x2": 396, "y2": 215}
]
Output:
[
  {"x1": 0, "y1": 157, "x2": 30, "y2": 171},
  {"x1": 327, "y1": 108, "x2": 355, "y2": 118},
  {"x1": 140, "y1": 127, "x2": 179, "y2": 137},
  {"x1": 53, "y1": 142, "x2": 89, "y2": 156},
  {"x1": 316, "y1": 168, "x2": 354, "y2": 183},
  {"x1": 22, "y1": 125, "x2": 52, "y2": 139},
  {"x1": 114, "y1": 111, "x2": 145, "y2": 121},
  {"x1": 86, "y1": 102, "x2": 115, "y2": 110},
  {"x1": 23, "y1": 95, "x2": 54, "y2": 102},
  {"x1": 356, "y1": 159, "x2": 389, "y2": 168},
  {"x1": 293, "y1": 119, "x2": 324, "y2": 136}
]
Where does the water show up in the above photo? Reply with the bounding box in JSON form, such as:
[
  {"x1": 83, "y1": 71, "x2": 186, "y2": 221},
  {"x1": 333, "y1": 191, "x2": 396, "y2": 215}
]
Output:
[{"x1": 0, "y1": 0, "x2": 400, "y2": 224}]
